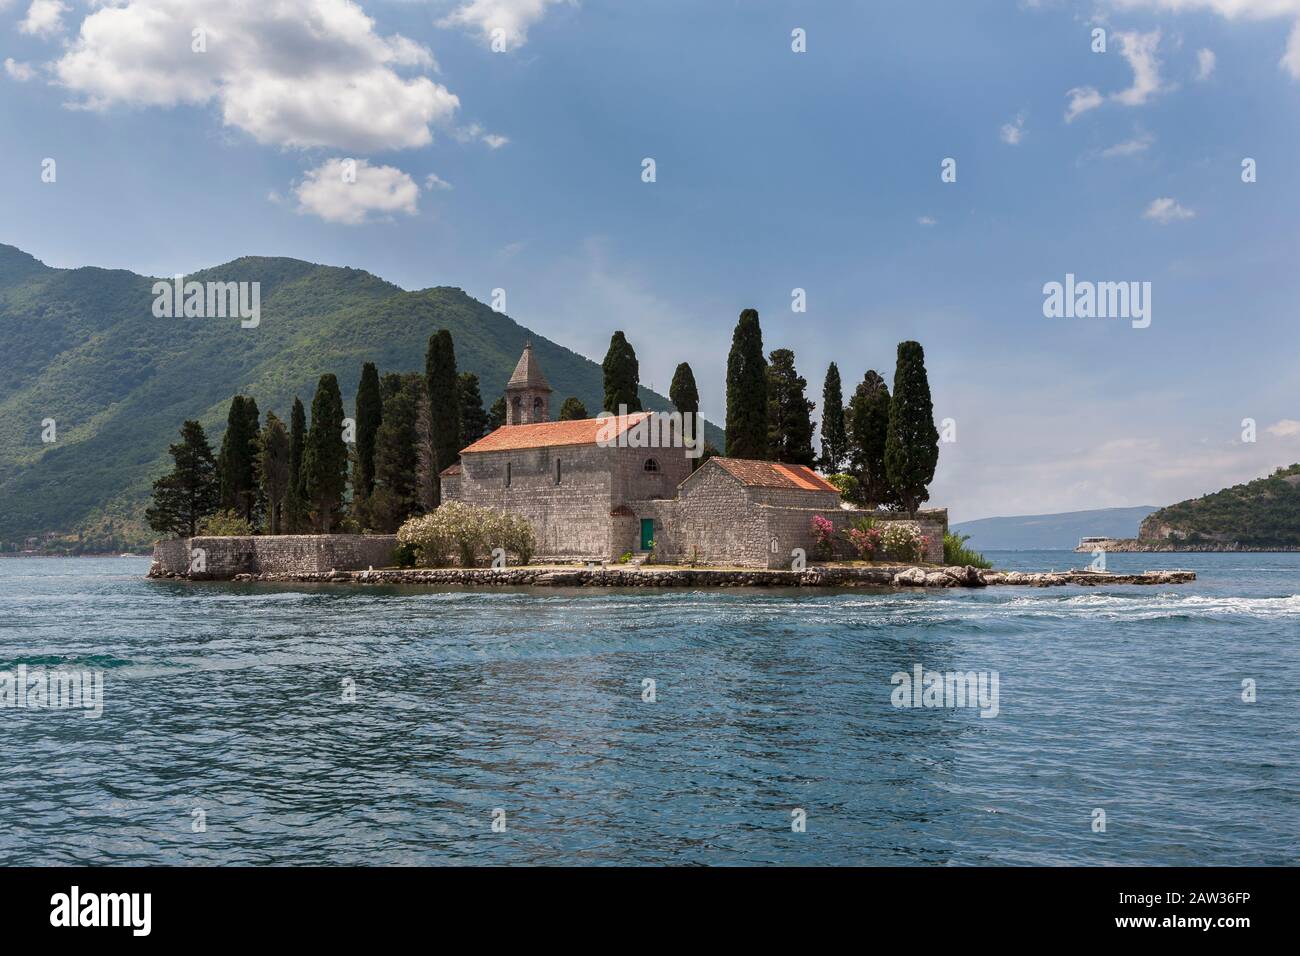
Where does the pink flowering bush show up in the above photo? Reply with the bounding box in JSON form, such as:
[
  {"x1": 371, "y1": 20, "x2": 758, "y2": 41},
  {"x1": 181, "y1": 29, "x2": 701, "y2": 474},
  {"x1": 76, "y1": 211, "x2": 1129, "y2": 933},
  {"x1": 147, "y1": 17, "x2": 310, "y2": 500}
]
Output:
[
  {"x1": 846, "y1": 525, "x2": 882, "y2": 560},
  {"x1": 810, "y1": 515, "x2": 835, "y2": 560}
]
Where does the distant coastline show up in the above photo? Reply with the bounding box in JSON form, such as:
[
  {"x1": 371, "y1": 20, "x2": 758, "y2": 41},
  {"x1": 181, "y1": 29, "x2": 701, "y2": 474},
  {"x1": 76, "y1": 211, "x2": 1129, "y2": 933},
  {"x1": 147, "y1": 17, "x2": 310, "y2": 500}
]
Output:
[{"x1": 1074, "y1": 538, "x2": 1300, "y2": 553}]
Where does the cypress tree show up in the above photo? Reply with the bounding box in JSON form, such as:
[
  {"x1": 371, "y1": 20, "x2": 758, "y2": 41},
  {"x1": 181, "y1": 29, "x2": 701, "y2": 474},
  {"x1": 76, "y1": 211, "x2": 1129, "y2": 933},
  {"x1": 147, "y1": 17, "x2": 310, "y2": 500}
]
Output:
[
  {"x1": 425, "y1": 329, "x2": 461, "y2": 505},
  {"x1": 370, "y1": 373, "x2": 423, "y2": 532},
  {"x1": 353, "y1": 362, "x2": 382, "y2": 503},
  {"x1": 285, "y1": 397, "x2": 307, "y2": 532},
  {"x1": 847, "y1": 370, "x2": 892, "y2": 508},
  {"x1": 487, "y1": 396, "x2": 507, "y2": 432},
  {"x1": 601, "y1": 331, "x2": 642, "y2": 412},
  {"x1": 766, "y1": 349, "x2": 816, "y2": 466},
  {"x1": 558, "y1": 397, "x2": 588, "y2": 421},
  {"x1": 258, "y1": 412, "x2": 291, "y2": 534},
  {"x1": 146, "y1": 420, "x2": 219, "y2": 537},
  {"x1": 217, "y1": 396, "x2": 258, "y2": 525},
  {"x1": 459, "y1": 371, "x2": 488, "y2": 448},
  {"x1": 819, "y1": 362, "x2": 848, "y2": 473},
  {"x1": 884, "y1": 341, "x2": 940, "y2": 516},
  {"x1": 301, "y1": 374, "x2": 349, "y2": 532},
  {"x1": 725, "y1": 308, "x2": 768, "y2": 459},
  {"x1": 242, "y1": 396, "x2": 263, "y2": 530}
]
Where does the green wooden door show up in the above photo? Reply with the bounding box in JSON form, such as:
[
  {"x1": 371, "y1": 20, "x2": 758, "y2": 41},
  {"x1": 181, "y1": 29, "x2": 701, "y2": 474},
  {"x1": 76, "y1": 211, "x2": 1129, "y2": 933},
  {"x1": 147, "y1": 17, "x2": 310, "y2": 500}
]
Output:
[{"x1": 640, "y1": 519, "x2": 654, "y2": 550}]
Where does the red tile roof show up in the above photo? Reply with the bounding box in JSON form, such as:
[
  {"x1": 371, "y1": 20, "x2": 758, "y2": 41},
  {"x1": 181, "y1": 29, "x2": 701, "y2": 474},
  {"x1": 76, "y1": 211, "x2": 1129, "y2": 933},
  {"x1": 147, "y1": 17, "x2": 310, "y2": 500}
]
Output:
[
  {"x1": 461, "y1": 413, "x2": 653, "y2": 454},
  {"x1": 711, "y1": 458, "x2": 839, "y2": 493},
  {"x1": 439, "y1": 462, "x2": 462, "y2": 477}
]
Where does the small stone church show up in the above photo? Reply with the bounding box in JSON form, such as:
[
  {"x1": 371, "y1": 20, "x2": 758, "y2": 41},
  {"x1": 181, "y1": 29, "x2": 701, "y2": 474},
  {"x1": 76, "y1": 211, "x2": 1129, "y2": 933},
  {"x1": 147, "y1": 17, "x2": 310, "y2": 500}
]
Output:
[{"x1": 440, "y1": 345, "x2": 946, "y2": 567}]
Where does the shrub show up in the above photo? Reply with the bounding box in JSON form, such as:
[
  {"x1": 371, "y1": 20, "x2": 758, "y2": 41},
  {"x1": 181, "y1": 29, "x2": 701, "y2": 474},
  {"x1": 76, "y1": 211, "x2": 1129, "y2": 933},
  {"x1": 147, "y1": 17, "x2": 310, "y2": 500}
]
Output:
[
  {"x1": 390, "y1": 541, "x2": 419, "y2": 568},
  {"x1": 396, "y1": 502, "x2": 537, "y2": 568},
  {"x1": 943, "y1": 532, "x2": 992, "y2": 569},
  {"x1": 845, "y1": 515, "x2": 882, "y2": 560},
  {"x1": 880, "y1": 522, "x2": 924, "y2": 563},
  {"x1": 810, "y1": 514, "x2": 835, "y2": 560},
  {"x1": 827, "y1": 472, "x2": 861, "y2": 503},
  {"x1": 197, "y1": 509, "x2": 253, "y2": 536}
]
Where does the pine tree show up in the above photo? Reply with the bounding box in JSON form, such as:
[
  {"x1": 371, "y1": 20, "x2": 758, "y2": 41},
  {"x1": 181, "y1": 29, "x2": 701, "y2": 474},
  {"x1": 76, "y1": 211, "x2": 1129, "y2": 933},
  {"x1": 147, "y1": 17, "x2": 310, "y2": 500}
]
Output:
[
  {"x1": 558, "y1": 397, "x2": 588, "y2": 420},
  {"x1": 766, "y1": 349, "x2": 816, "y2": 466},
  {"x1": 602, "y1": 331, "x2": 642, "y2": 412},
  {"x1": 258, "y1": 412, "x2": 291, "y2": 534},
  {"x1": 725, "y1": 308, "x2": 768, "y2": 459},
  {"x1": 370, "y1": 373, "x2": 423, "y2": 532},
  {"x1": 285, "y1": 397, "x2": 307, "y2": 532},
  {"x1": 301, "y1": 374, "x2": 349, "y2": 532},
  {"x1": 819, "y1": 362, "x2": 848, "y2": 473},
  {"x1": 425, "y1": 329, "x2": 461, "y2": 505},
  {"x1": 487, "y1": 396, "x2": 507, "y2": 432},
  {"x1": 217, "y1": 396, "x2": 259, "y2": 527},
  {"x1": 146, "y1": 420, "x2": 219, "y2": 537},
  {"x1": 353, "y1": 362, "x2": 382, "y2": 503},
  {"x1": 459, "y1": 371, "x2": 488, "y2": 448},
  {"x1": 884, "y1": 341, "x2": 940, "y2": 516},
  {"x1": 847, "y1": 370, "x2": 891, "y2": 507}
]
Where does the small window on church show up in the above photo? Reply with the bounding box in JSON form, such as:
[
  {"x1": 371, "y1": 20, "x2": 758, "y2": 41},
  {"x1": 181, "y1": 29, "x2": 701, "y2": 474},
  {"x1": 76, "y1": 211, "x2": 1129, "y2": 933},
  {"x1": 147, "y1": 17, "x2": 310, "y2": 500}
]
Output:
[
  {"x1": 555, "y1": 458, "x2": 562, "y2": 484},
  {"x1": 643, "y1": 458, "x2": 660, "y2": 473},
  {"x1": 533, "y1": 397, "x2": 544, "y2": 418},
  {"x1": 506, "y1": 462, "x2": 512, "y2": 488}
]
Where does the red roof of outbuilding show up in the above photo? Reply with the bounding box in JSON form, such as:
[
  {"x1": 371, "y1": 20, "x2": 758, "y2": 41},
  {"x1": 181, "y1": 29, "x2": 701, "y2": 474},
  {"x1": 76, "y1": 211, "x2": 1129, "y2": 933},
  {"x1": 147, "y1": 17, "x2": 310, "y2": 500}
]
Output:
[
  {"x1": 460, "y1": 413, "x2": 653, "y2": 454},
  {"x1": 711, "y1": 458, "x2": 839, "y2": 493}
]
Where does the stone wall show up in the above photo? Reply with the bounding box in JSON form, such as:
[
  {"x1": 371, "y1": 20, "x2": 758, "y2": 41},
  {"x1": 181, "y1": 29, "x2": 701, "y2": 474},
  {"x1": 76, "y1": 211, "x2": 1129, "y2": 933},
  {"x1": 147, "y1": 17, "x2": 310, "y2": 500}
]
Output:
[{"x1": 150, "y1": 534, "x2": 398, "y2": 579}]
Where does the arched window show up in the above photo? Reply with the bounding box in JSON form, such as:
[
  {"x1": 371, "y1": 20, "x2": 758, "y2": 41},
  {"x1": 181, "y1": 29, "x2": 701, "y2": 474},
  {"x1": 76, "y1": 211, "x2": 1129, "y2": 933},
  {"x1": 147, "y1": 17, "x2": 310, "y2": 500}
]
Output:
[
  {"x1": 643, "y1": 458, "x2": 660, "y2": 473},
  {"x1": 511, "y1": 396, "x2": 522, "y2": 423}
]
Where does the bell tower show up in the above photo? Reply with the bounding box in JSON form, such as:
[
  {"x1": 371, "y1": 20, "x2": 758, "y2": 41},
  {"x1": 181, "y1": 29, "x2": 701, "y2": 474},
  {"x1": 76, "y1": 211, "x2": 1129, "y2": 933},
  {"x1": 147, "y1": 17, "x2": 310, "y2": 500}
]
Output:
[{"x1": 505, "y1": 342, "x2": 552, "y2": 425}]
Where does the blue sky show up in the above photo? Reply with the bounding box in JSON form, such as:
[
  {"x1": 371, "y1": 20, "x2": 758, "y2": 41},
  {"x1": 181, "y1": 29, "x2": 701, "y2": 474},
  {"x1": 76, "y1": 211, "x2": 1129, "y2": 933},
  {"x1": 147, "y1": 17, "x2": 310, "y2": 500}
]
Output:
[{"x1": 4, "y1": 0, "x2": 1300, "y2": 521}]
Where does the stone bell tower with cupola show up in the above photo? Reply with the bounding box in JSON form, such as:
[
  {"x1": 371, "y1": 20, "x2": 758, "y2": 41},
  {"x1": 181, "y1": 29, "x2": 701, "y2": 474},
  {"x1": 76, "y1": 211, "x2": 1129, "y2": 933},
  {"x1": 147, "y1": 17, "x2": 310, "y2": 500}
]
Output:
[{"x1": 505, "y1": 342, "x2": 553, "y2": 425}]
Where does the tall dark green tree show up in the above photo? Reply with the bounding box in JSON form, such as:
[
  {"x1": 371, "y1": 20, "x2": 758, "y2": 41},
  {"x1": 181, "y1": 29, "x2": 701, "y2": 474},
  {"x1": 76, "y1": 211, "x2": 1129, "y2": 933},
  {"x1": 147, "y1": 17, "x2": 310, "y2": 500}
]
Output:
[
  {"x1": 558, "y1": 396, "x2": 588, "y2": 421},
  {"x1": 670, "y1": 362, "x2": 702, "y2": 469},
  {"x1": 725, "y1": 308, "x2": 768, "y2": 459},
  {"x1": 819, "y1": 362, "x2": 848, "y2": 473},
  {"x1": 242, "y1": 396, "x2": 264, "y2": 529},
  {"x1": 370, "y1": 373, "x2": 423, "y2": 532},
  {"x1": 146, "y1": 420, "x2": 219, "y2": 537},
  {"x1": 766, "y1": 349, "x2": 816, "y2": 466},
  {"x1": 487, "y1": 396, "x2": 507, "y2": 432},
  {"x1": 217, "y1": 395, "x2": 260, "y2": 527},
  {"x1": 425, "y1": 329, "x2": 461, "y2": 505},
  {"x1": 285, "y1": 397, "x2": 307, "y2": 532},
  {"x1": 884, "y1": 341, "x2": 940, "y2": 516},
  {"x1": 602, "y1": 330, "x2": 642, "y2": 412},
  {"x1": 258, "y1": 412, "x2": 290, "y2": 534},
  {"x1": 353, "y1": 362, "x2": 382, "y2": 505},
  {"x1": 847, "y1": 370, "x2": 892, "y2": 507},
  {"x1": 458, "y1": 371, "x2": 488, "y2": 448},
  {"x1": 301, "y1": 374, "x2": 349, "y2": 532}
]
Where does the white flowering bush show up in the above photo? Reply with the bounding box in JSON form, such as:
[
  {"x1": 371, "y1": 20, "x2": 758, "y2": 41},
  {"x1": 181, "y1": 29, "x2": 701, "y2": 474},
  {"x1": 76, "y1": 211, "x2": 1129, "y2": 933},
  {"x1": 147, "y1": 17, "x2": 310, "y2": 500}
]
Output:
[
  {"x1": 880, "y1": 522, "x2": 925, "y2": 563},
  {"x1": 396, "y1": 502, "x2": 536, "y2": 567}
]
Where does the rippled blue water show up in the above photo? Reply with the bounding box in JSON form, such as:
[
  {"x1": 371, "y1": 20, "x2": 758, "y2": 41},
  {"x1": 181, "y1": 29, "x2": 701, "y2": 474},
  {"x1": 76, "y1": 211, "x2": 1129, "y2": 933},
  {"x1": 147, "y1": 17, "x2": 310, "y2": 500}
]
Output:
[{"x1": 0, "y1": 552, "x2": 1296, "y2": 866}]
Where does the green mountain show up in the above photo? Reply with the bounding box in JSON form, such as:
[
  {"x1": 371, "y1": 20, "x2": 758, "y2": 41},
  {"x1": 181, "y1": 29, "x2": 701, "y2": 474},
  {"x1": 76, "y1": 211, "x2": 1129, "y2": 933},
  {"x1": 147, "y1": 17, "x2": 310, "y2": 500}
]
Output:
[
  {"x1": 0, "y1": 243, "x2": 720, "y2": 551},
  {"x1": 1138, "y1": 464, "x2": 1300, "y2": 548},
  {"x1": 952, "y1": 506, "x2": 1159, "y2": 551}
]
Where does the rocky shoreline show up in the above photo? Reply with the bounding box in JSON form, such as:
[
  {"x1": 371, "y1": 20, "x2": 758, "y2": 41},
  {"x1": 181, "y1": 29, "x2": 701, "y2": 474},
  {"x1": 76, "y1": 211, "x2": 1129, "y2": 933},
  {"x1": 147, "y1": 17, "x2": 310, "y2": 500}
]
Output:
[
  {"x1": 1074, "y1": 538, "x2": 1300, "y2": 553},
  {"x1": 148, "y1": 564, "x2": 1196, "y2": 588}
]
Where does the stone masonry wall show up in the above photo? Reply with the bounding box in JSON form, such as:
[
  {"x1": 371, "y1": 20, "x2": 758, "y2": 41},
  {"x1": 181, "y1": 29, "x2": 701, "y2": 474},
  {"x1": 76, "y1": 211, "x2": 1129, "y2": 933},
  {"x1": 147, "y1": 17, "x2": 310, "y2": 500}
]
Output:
[{"x1": 151, "y1": 535, "x2": 397, "y2": 579}]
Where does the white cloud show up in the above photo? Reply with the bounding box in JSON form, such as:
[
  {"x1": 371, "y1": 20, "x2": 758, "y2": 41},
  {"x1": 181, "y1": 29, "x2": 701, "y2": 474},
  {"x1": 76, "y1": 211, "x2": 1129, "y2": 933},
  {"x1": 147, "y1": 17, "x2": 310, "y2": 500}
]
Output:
[
  {"x1": 1142, "y1": 196, "x2": 1195, "y2": 222},
  {"x1": 917, "y1": 216, "x2": 937, "y2": 226},
  {"x1": 51, "y1": 0, "x2": 458, "y2": 152},
  {"x1": 1111, "y1": 29, "x2": 1165, "y2": 105},
  {"x1": 424, "y1": 171, "x2": 453, "y2": 190},
  {"x1": 482, "y1": 132, "x2": 509, "y2": 149},
  {"x1": 1000, "y1": 112, "x2": 1026, "y2": 144},
  {"x1": 439, "y1": 0, "x2": 567, "y2": 51},
  {"x1": 19, "y1": 0, "x2": 67, "y2": 37},
  {"x1": 1284, "y1": 21, "x2": 1300, "y2": 76},
  {"x1": 293, "y1": 158, "x2": 421, "y2": 225},
  {"x1": 1100, "y1": 130, "x2": 1155, "y2": 156},
  {"x1": 454, "y1": 121, "x2": 509, "y2": 148},
  {"x1": 1065, "y1": 85, "x2": 1104, "y2": 121},
  {"x1": 1196, "y1": 47, "x2": 1217, "y2": 79},
  {"x1": 4, "y1": 58, "x2": 37, "y2": 82},
  {"x1": 1266, "y1": 419, "x2": 1300, "y2": 437}
]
